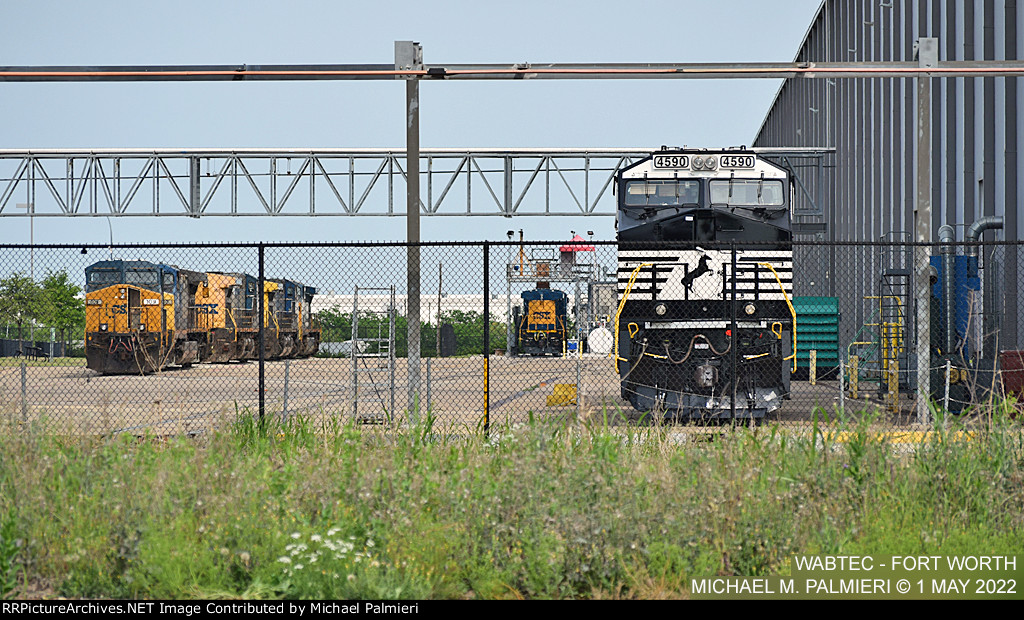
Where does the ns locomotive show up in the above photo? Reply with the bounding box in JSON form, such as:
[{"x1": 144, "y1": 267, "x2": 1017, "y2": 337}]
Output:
[
  {"x1": 614, "y1": 147, "x2": 795, "y2": 422},
  {"x1": 84, "y1": 259, "x2": 320, "y2": 374}
]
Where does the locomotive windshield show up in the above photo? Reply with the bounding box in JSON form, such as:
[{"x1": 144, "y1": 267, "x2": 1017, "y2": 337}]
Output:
[
  {"x1": 624, "y1": 179, "x2": 700, "y2": 206},
  {"x1": 125, "y1": 269, "x2": 160, "y2": 290},
  {"x1": 86, "y1": 269, "x2": 120, "y2": 291},
  {"x1": 709, "y1": 179, "x2": 785, "y2": 207}
]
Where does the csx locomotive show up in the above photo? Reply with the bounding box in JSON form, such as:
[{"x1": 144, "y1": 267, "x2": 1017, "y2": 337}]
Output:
[
  {"x1": 516, "y1": 288, "x2": 569, "y2": 356},
  {"x1": 615, "y1": 147, "x2": 795, "y2": 422},
  {"x1": 84, "y1": 259, "x2": 320, "y2": 374}
]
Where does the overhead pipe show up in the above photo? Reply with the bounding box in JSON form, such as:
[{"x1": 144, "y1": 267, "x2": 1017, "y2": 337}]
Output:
[
  {"x1": 965, "y1": 216, "x2": 1003, "y2": 361},
  {"x1": 965, "y1": 216, "x2": 1004, "y2": 256}
]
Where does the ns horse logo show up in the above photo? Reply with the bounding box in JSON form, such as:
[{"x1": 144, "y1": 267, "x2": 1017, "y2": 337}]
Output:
[{"x1": 680, "y1": 255, "x2": 713, "y2": 294}]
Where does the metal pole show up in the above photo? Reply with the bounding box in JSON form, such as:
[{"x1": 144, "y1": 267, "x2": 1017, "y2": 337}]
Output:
[
  {"x1": 258, "y1": 244, "x2": 266, "y2": 425},
  {"x1": 915, "y1": 38, "x2": 937, "y2": 426},
  {"x1": 401, "y1": 43, "x2": 423, "y2": 409},
  {"x1": 426, "y1": 356, "x2": 431, "y2": 417},
  {"x1": 282, "y1": 358, "x2": 290, "y2": 423},
  {"x1": 838, "y1": 357, "x2": 846, "y2": 415},
  {"x1": 390, "y1": 286, "x2": 396, "y2": 418},
  {"x1": 943, "y1": 360, "x2": 951, "y2": 415},
  {"x1": 730, "y1": 243, "x2": 738, "y2": 421},
  {"x1": 507, "y1": 246, "x2": 514, "y2": 357},
  {"x1": 20, "y1": 361, "x2": 27, "y2": 423},
  {"x1": 483, "y1": 240, "x2": 490, "y2": 435},
  {"x1": 352, "y1": 288, "x2": 359, "y2": 420},
  {"x1": 437, "y1": 262, "x2": 442, "y2": 357},
  {"x1": 576, "y1": 327, "x2": 582, "y2": 417}
]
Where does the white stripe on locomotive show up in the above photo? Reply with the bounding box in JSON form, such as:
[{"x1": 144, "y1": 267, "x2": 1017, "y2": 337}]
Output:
[{"x1": 616, "y1": 249, "x2": 793, "y2": 301}]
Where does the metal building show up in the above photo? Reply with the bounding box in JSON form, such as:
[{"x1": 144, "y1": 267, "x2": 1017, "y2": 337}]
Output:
[{"x1": 754, "y1": 0, "x2": 1021, "y2": 351}]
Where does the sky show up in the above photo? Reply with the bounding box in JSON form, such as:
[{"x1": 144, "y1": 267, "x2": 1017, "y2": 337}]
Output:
[{"x1": 0, "y1": 0, "x2": 823, "y2": 247}]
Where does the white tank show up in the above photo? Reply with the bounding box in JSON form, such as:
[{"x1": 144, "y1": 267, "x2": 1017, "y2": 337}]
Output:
[{"x1": 587, "y1": 327, "x2": 613, "y2": 355}]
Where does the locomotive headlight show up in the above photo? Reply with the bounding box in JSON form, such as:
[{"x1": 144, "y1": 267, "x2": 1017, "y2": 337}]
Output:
[
  {"x1": 692, "y1": 156, "x2": 705, "y2": 169},
  {"x1": 744, "y1": 302, "x2": 756, "y2": 315},
  {"x1": 704, "y1": 156, "x2": 717, "y2": 170},
  {"x1": 655, "y1": 303, "x2": 668, "y2": 316}
]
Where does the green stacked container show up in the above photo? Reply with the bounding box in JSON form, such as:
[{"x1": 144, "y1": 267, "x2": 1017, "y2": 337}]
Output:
[{"x1": 793, "y1": 296, "x2": 840, "y2": 375}]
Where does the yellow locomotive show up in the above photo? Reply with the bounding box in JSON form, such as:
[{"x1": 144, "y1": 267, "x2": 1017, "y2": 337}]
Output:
[{"x1": 84, "y1": 260, "x2": 319, "y2": 374}]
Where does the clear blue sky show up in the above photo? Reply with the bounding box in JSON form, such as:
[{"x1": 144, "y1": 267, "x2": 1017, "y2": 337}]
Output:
[{"x1": 0, "y1": 0, "x2": 822, "y2": 246}]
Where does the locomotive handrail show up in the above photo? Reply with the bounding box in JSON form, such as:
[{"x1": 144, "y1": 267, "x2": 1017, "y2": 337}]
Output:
[
  {"x1": 226, "y1": 309, "x2": 238, "y2": 341},
  {"x1": 757, "y1": 261, "x2": 797, "y2": 373},
  {"x1": 612, "y1": 262, "x2": 653, "y2": 362}
]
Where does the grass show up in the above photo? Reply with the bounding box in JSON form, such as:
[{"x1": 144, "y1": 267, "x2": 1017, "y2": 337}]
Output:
[{"x1": 0, "y1": 404, "x2": 1021, "y2": 599}]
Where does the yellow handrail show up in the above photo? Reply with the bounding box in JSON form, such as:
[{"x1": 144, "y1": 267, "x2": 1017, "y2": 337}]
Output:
[
  {"x1": 757, "y1": 261, "x2": 798, "y2": 373},
  {"x1": 612, "y1": 262, "x2": 653, "y2": 362}
]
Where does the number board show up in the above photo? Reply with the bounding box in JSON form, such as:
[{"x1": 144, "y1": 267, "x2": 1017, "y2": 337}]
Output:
[
  {"x1": 653, "y1": 155, "x2": 689, "y2": 169},
  {"x1": 718, "y1": 154, "x2": 755, "y2": 169}
]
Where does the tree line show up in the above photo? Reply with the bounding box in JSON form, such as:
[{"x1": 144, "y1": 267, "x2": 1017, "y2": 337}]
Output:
[
  {"x1": 0, "y1": 271, "x2": 85, "y2": 354},
  {"x1": 316, "y1": 307, "x2": 507, "y2": 358}
]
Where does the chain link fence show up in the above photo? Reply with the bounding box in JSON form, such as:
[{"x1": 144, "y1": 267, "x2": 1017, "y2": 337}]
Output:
[{"x1": 0, "y1": 239, "x2": 1021, "y2": 436}]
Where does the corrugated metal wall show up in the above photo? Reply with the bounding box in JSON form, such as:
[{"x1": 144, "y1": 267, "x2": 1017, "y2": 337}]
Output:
[
  {"x1": 755, "y1": 0, "x2": 1021, "y2": 349},
  {"x1": 756, "y1": 0, "x2": 1020, "y2": 242}
]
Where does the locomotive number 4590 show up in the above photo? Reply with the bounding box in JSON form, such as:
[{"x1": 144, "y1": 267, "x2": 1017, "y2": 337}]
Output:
[
  {"x1": 653, "y1": 155, "x2": 689, "y2": 169},
  {"x1": 719, "y1": 154, "x2": 755, "y2": 168}
]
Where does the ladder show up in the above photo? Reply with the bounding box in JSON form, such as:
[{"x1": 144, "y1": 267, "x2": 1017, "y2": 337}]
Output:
[
  {"x1": 350, "y1": 286, "x2": 396, "y2": 424},
  {"x1": 879, "y1": 233, "x2": 911, "y2": 412}
]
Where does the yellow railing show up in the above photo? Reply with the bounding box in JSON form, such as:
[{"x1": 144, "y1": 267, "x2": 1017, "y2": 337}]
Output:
[
  {"x1": 612, "y1": 262, "x2": 652, "y2": 362},
  {"x1": 757, "y1": 261, "x2": 798, "y2": 373}
]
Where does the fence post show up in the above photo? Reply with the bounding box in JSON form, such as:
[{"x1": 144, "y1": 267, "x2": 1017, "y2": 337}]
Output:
[
  {"x1": 483, "y1": 241, "x2": 490, "y2": 436},
  {"x1": 20, "y1": 360, "x2": 27, "y2": 423},
  {"x1": 730, "y1": 242, "x2": 738, "y2": 421},
  {"x1": 576, "y1": 336, "x2": 582, "y2": 418},
  {"x1": 838, "y1": 357, "x2": 846, "y2": 415},
  {"x1": 258, "y1": 243, "x2": 266, "y2": 425},
  {"x1": 943, "y1": 359, "x2": 951, "y2": 416},
  {"x1": 850, "y1": 355, "x2": 859, "y2": 399},
  {"x1": 282, "y1": 358, "x2": 290, "y2": 423}
]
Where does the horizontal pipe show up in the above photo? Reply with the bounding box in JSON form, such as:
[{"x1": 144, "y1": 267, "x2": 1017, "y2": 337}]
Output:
[
  {"x1": 2, "y1": 61, "x2": 1024, "y2": 82},
  {"x1": 0, "y1": 146, "x2": 836, "y2": 157}
]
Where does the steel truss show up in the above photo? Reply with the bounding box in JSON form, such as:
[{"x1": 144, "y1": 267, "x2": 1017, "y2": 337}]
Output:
[{"x1": 0, "y1": 147, "x2": 829, "y2": 218}]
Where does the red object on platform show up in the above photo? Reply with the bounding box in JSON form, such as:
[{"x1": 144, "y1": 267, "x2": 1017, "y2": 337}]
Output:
[{"x1": 559, "y1": 235, "x2": 595, "y2": 252}]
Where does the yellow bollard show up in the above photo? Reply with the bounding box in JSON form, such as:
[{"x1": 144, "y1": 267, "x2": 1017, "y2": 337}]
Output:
[
  {"x1": 810, "y1": 350, "x2": 817, "y2": 386},
  {"x1": 888, "y1": 359, "x2": 899, "y2": 413}
]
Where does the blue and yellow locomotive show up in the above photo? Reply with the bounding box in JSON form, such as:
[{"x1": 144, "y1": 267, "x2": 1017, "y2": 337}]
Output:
[
  {"x1": 84, "y1": 259, "x2": 320, "y2": 374},
  {"x1": 515, "y1": 288, "x2": 569, "y2": 356}
]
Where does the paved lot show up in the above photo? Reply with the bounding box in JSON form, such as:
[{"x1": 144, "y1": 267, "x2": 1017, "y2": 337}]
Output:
[{"x1": 0, "y1": 355, "x2": 928, "y2": 435}]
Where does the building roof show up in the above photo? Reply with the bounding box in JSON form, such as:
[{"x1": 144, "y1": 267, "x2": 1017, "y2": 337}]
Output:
[{"x1": 559, "y1": 235, "x2": 595, "y2": 252}]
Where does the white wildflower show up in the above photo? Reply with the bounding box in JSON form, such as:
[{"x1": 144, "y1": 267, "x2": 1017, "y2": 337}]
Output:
[{"x1": 278, "y1": 556, "x2": 292, "y2": 564}]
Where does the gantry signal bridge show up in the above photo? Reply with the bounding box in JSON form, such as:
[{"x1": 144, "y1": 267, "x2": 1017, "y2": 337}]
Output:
[{"x1": 0, "y1": 147, "x2": 830, "y2": 218}]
